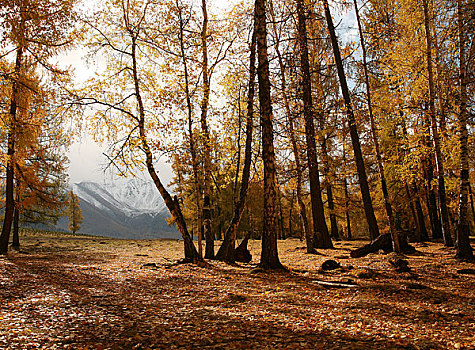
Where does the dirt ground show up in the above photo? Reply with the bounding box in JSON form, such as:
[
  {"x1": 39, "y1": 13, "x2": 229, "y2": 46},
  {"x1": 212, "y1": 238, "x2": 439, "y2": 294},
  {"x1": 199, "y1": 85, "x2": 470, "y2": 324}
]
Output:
[{"x1": 1, "y1": 231, "x2": 474, "y2": 349}]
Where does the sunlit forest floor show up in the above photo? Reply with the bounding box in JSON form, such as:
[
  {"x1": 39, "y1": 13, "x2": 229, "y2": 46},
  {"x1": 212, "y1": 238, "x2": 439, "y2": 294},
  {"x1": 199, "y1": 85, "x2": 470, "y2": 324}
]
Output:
[{"x1": 1, "y1": 230, "x2": 474, "y2": 349}]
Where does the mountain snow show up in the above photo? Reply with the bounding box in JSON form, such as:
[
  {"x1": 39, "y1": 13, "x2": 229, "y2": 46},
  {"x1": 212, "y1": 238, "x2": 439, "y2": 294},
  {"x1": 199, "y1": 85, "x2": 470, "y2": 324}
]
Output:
[{"x1": 72, "y1": 179, "x2": 167, "y2": 217}]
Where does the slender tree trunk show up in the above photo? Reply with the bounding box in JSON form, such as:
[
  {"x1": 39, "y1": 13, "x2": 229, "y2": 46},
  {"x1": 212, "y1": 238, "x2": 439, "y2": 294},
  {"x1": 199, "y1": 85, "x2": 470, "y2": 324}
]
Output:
[
  {"x1": 409, "y1": 182, "x2": 429, "y2": 241},
  {"x1": 455, "y1": 0, "x2": 473, "y2": 259},
  {"x1": 289, "y1": 190, "x2": 294, "y2": 237},
  {"x1": 422, "y1": 0, "x2": 453, "y2": 247},
  {"x1": 269, "y1": 2, "x2": 311, "y2": 251},
  {"x1": 178, "y1": 5, "x2": 203, "y2": 257},
  {"x1": 200, "y1": 0, "x2": 214, "y2": 259},
  {"x1": 12, "y1": 207, "x2": 20, "y2": 250},
  {"x1": 344, "y1": 178, "x2": 352, "y2": 240},
  {"x1": 469, "y1": 183, "x2": 475, "y2": 226},
  {"x1": 316, "y1": 111, "x2": 338, "y2": 240},
  {"x1": 297, "y1": 0, "x2": 332, "y2": 249},
  {"x1": 131, "y1": 36, "x2": 201, "y2": 263},
  {"x1": 424, "y1": 161, "x2": 443, "y2": 240},
  {"x1": 432, "y1": 20, "x2": 448, "y2": 135},
  {"x1": 0, "y1": 47, "x2": 23, "y2": 255},
  {"x1": 322, "y1": 0, "x2": 379, "y2": 241},
  {"x1": 215, "y1": 31, "x2": 256, "y2": 263},
  {"x1": 353, "y1": 0, "x2": 399, "y2": 252},
  {"x1": 255, "y1": 0, "x2": 283, "y2": 269},
  {"x1": 313, "y1": 61, "x2": 339, "y2": 242},
  {"x1": 233, "y1": 89, "x2": 243, "y2": 210},
  {"x1": 278, "y1": 191, "x2": 285, "y2": 239}
]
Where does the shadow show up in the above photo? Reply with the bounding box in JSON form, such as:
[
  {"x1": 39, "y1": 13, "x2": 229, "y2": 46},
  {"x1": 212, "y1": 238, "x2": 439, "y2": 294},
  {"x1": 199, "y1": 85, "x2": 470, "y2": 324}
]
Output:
[{"x1": 1, "y1": 248, "x2": 466, "y2": 350}]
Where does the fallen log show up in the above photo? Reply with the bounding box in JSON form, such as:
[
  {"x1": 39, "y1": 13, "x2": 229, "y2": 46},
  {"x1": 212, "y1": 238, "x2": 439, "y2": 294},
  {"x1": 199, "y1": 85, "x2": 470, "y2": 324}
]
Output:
[{"x1": 350, "y1": 233, "x2": 415, "y2": 258}]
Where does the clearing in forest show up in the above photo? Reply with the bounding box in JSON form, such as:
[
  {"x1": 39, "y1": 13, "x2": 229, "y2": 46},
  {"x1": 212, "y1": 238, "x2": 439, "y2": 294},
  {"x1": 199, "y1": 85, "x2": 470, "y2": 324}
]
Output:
[{"x1": 0, "y1": 231, "x2": 474, "y2": 349}]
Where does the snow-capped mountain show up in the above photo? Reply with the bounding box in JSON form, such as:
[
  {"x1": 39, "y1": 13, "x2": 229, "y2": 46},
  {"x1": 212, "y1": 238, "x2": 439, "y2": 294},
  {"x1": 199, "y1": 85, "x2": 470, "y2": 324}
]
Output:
[
  {"x1": 72, "y1": 179, "x2": 166, "y2": 217},
  {"x1": 59, "y1": 179, "x2": 179, "y2": 239}
]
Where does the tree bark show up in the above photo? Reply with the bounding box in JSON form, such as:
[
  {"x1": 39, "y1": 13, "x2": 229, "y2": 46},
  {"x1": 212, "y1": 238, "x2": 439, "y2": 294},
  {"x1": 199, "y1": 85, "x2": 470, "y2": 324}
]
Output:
[
  {"x1": 269, "y1": 1, "x2": 311, "y2": 251},
  {"x1": 177, "y1": 4, "x2": 203, "y2": 258},
  {"x1": 297, "y1": 0, "x2": 332, "y2": 249},
  {"x1": 344, "y1": 177, "x2": 352, "y2": 240},
  {"x1": 455, "y1": 0, "x2": 473, "y2": 260},
  {"x1": 200, "y1": 0, "x2": 214, "y2": 259},
  {"x1": 422, "y1": 0, "x2": 453, "y2": 247},
  {"x1": 0, "y1": 47, "x2": 23, "y2": 255},
  {"x1": 469, "y1": 183, "x2": 475, "y2": 227},
  {"x1": 255, "y1": 0, "x2": 283, "y2": 269},
  {"x1": 12, "y1": 206, "x2": 20, "y2": 250},
  {"x1": 322, "y1": 0, "x2": 380, "y2": 241},
  {"x1": 408, "y1": 182, "x2": 429, "y2": 241},
  {"x1": 215, "y1": 31, "x2": 256, "y2": 264},
  {"x1": 131, "y1": 35, "x2": 201, "y2": 263},
  {"x1": 353, "y1": 0, "x2": 400, "y2": 252}
]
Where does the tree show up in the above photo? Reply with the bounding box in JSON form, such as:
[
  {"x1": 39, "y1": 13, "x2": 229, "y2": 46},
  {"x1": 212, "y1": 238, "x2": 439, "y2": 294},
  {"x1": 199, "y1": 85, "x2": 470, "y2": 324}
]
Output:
[
  {"x1": 255, "y1": 0, "x2": 283, "y2": 269},
  {"x1": 353, "y1": 0, "x2": 400, "y2": 252},
  {"x1": 215, "y1": 30, "x2": 256, "y2": 264},
  {"x1": 297, "y1": 0, "x2": 333, "y2": 249},
  {"x1": 321, "y1": 0, "x2": 380, "y2": 241},
  {"x1": 455, "y1": 0, "x2": 473, "y2": 260},
  {"x1": 67, "y1": 190, "x2": 83, "y2": 234},
  {"x1": 0, "y1": 0, "x2": 76, "y2": 254},
  {"x1": 268, "y1": 0, "x2": 311, "y2": 250},
  {"x1": 75, "y1": 0, "x2": 202, "y2": 262},
  {"x1": 200, "y1": 0, "x2": 214, "y2": 259},
  {"x1": 422, "y1": 0, "x2": 453, "y2": 247}
]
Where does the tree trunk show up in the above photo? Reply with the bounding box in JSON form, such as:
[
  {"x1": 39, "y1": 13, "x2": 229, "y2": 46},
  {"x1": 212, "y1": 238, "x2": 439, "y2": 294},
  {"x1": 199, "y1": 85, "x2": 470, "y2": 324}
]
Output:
[
  {"x1": 344, "y1": 178, "x2": 352, "y2": 240},
  {"x1": 409, "y1": 182, "x2": 429, "y2": 241},
  {"x1": 200, "y1": 0, "x2": 214, "y2": 259},
  {"x1": 12, "y1": 207, "x2": 20, "y2": 250},
  {"x1": 178, "y1": 6, "x2": 203, "y2": 258},
  {"x1": 455, "y1": 0, "x2": 473, "y2": 260},
  {"x1": 297, "y1": 0, "x2": 332, "y2": 249},
  {"x1": 255, "y1": 0, "x2": 283, "y2": 269},
  {"x1": 353, "y1": 0, "x2": 399, "y2": 252},
  {"x1": 269, "y1": 1, "x2": 311, "y2": 251},
  {"x1": 469, "y1": 183, "x2": 475, "y2": 226},
  {"x1": 215, "y1": 31, "x2": 256, "y2": 264},
  {"x1": 322, "y1": 0, "x2": 380, "y2": 241},
  {"x1": 405, "y1": 182, "x2": 421, "y2": 241},
  {"x1": 131, "y1": 36, "x2": 201, "y2": 263},
  {"x1": 289, "y1": 190, "x2": 294, "y2": 237},
  {"x1": 422, "y1": 0, "x2": 453, "y2": 247},
  {"x1": 0, "y1": 47, "x2": 22, "y2": 255}
]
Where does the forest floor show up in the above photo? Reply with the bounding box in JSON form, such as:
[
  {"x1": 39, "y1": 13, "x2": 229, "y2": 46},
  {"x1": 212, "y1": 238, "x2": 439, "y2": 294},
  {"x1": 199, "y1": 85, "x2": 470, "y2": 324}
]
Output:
[{"x1": 0, "y1": 231, "x2": 474, "y2": 350}]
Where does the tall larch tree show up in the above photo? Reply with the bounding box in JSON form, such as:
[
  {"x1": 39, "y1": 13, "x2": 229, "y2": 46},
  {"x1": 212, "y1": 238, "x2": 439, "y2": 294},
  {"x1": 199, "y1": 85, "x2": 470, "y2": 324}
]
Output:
[
  {"x1": 254, "y1": 0, "x2": 283, "y2": 269},
  {"x1": 297, "y1": 0, "x2": 333, "y2": 249},
  {"x1": 215, "y1": 29, "x2": 256, "y2": 263},
  {"x1": 200, "y1": 0, "x2": 214, "y2": 259},
  {"x1": 455, "y1": 0, "x2": 473, "y2": 260},
  {"x1": 422, "y1": 0, "x2": 453, "y2": 246},
  {"x1": 0, "y1": 0, "x2": 76, "y2": 254},
  {"x1": 353, "y1": 0, "x2": 400, "y2": 252},
  {"x1": 268, "y1": 0, "x2": 311, "y2": 251},
  {"x1": 321, "y1": 0, "x2": 380, "y2": 240}
]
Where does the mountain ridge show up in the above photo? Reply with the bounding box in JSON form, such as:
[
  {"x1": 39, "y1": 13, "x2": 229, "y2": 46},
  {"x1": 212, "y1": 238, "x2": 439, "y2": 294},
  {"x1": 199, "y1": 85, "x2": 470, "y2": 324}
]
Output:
[{"x1": 57, "y1": 179, "x2": 180, "y2": 239}]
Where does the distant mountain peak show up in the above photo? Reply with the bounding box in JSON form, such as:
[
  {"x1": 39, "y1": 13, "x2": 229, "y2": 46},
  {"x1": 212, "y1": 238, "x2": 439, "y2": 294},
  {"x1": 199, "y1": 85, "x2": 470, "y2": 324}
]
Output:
[{"x1": 65, "y1": 179, "x2": 178, "y2": 239}]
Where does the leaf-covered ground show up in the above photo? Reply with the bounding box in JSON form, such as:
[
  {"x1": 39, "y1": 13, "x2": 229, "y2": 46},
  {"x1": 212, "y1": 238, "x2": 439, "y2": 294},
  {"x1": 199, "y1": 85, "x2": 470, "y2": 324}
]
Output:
[{"x1": 1, "y1": 231, "x2": 474, "y2": 349}]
